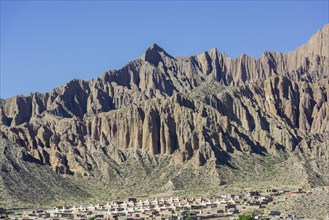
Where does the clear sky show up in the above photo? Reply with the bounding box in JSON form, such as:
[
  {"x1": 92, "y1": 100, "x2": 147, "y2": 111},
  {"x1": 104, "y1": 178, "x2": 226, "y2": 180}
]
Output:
[{"x1": 1, "y1": 1, "x2": 328, "y2": 99}]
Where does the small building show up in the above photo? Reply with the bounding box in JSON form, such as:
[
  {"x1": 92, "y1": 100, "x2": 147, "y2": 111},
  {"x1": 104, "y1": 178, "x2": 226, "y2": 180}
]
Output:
[
  {"x1": 268, "y1": 210, "x2": 281, "y2": 216},
  {"x1": 267, "y1": 188, "x2": 279, "y2": 195},
  {"x1": 128, "y1": 197, "x2": 137, "y2": 203},
  {"x1": 248, "y1": 191, "x2": 260, "y2": 197}
]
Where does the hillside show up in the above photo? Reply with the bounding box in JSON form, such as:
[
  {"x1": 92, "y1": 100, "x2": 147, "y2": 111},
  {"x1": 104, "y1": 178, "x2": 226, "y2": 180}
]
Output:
[{"x1": 0, "y1": 24, "x2": 328, "y2": 208}]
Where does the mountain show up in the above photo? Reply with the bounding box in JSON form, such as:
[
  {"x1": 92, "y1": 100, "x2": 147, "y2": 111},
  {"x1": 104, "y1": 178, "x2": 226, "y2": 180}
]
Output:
[{"x1": 0, "y1": 24, "x2": 328, "y2": 208}]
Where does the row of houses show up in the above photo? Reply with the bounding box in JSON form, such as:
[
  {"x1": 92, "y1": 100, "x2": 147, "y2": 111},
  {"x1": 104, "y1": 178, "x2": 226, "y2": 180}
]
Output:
[{"x1": 4, "y1": 187, "x2": 313, "y2": 220}]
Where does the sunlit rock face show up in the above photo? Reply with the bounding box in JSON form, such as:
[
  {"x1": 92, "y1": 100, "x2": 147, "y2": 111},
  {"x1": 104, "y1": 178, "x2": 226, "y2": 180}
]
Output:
[{"x1": 0, "y1": 24, "x2": 328, "y2": 183}]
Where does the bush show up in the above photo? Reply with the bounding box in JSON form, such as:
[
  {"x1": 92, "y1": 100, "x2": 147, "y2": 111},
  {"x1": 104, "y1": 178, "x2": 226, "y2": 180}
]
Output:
[{"x1": 239, "y1": 214, "x2": 252, "y2": 220}]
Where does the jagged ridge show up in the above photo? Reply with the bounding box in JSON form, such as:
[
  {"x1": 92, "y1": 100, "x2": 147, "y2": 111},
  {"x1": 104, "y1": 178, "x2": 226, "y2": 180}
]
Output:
[{"x1": 0, "y1": 24, "x2": 328, "y2": 206}]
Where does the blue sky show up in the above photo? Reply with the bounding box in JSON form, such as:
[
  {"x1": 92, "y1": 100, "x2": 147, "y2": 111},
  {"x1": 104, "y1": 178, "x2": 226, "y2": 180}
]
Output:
[{"x1": 1, "y1": 1, "x2": 328, "y2": 99}]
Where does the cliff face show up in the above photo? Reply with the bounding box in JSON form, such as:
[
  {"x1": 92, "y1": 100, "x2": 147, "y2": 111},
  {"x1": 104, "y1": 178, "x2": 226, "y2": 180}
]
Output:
[{"x1": 0, "y1": 25, "x2": 329, "y2": 203}]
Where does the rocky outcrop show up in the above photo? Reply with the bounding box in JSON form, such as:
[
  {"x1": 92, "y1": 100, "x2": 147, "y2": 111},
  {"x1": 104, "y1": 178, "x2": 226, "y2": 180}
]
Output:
[{"x1": 0, "y1": 24, "x2": 328, "y2": 193}]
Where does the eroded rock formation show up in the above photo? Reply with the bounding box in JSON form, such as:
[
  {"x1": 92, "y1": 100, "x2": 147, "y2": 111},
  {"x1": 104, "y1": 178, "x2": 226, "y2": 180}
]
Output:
[{"x1": 0, "y1": 24, "x2": 328, "y2": 192}]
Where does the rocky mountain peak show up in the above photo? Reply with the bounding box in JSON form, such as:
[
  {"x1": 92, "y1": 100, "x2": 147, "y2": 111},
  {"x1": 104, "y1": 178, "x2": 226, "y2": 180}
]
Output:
[
  {"x1": 1, "y1": 25, "x2": 329, "y2": 205},
  {"x1": 146, "y1": 43, "x2": 164, "y2": 52},
  {"x1": 294, "y1": 24, "x2": 329, "y2": 58},
  {"x1": 140, "y1": 43, "x2": 175, "y2": 66},
  {"x1": 206, "y1": 47, "x2": 218, "y2": 55}
]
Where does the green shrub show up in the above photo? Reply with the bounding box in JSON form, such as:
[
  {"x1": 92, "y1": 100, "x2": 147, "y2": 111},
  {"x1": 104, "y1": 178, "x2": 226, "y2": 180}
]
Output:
[{"x1": 239, "y1": 214, "x2": 252, "y2": 220}]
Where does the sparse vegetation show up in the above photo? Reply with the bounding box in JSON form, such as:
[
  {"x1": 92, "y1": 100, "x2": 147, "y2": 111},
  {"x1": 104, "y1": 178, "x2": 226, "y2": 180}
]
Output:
[{"x1": 239, "y1": 214, "x2": 252, "y2": 220}]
